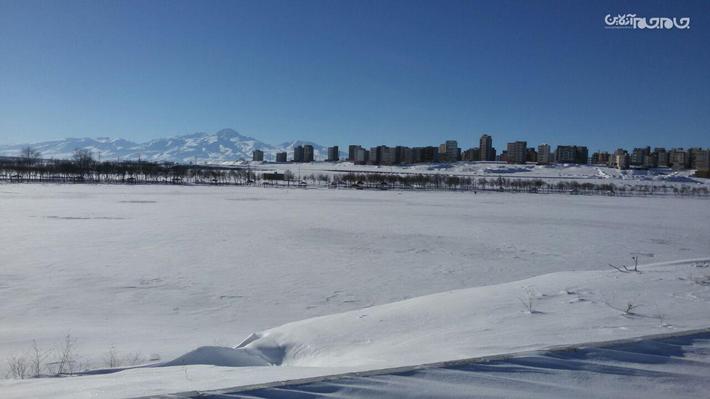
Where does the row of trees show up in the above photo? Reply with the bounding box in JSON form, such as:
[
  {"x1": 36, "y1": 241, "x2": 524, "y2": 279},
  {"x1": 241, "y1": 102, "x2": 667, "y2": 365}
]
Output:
[
  {"x1": 1, "y1": 147, "x2": 708, "y2": 197},
  {"x1": 328, "y1": 172, "x2": 709, "y2": 197},
  {"x1": 0, "y1": 148, "x2": 259, "y2": 184}
]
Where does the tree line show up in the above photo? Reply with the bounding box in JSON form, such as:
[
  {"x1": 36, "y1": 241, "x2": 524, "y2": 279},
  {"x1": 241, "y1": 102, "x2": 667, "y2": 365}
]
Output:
[
  {"x1": 328, "y1": 172, "x2": 709, "y2": 197},
  {"x1": 0, "y1": 148, "x2": 259, "y2": 185}
]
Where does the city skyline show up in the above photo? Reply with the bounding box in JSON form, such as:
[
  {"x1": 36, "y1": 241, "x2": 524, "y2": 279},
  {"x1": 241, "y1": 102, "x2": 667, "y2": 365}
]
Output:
[
  {"x1": 2, "y1": 127, "x2": 708, "y2": 162},
  {"x1": 1, "y1": 1, "x2": 709, "y2": 150}
]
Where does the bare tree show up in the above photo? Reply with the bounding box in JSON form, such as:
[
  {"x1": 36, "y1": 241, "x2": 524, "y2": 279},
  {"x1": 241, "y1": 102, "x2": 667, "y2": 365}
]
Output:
[
  {"x1": 103, "y1": 346, "x2": 121, "y2": 368},
  {"x1": 54, "y1": 334, "x2": 77, "y2": 375},
  {"x1": 73, "y1": 149, "x2": 94, "y2": 177},
  {"x1": 30, "y1": 340, "x2": 48, "y2": 378},
  {"x1": 284, "y1": 170, "x2": 295, "y2": 186},
  {"x1": 21, "y1": 146, "x2": 41, "y2": 166},
  {"x1": 7, "y1": 355, "x2": 29, "y2": 379}
]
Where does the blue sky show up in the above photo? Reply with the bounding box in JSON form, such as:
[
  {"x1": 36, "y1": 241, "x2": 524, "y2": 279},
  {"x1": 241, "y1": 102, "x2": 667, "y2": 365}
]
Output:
[{"x1": 0, "y1": 0, "x2": 708, "y2": 151}]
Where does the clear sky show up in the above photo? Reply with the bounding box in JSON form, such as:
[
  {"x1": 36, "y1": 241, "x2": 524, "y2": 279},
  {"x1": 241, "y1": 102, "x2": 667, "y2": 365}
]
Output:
[{"x1": 0, "y1": 0, "x2": 708, "y2": 151}]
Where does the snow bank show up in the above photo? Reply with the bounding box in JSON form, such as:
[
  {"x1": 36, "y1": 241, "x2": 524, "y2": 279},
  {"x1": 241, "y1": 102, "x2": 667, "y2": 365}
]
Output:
[
  {"x1": 2, "y1": 259, "x2": 710, "y2": 398},
  {"x1": 227, "y1": 258, "x2": 710, "y2": 369}
]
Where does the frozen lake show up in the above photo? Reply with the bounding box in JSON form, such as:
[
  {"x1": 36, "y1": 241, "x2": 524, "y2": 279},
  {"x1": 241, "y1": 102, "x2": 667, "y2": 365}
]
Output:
[{"x1": 1, "y1": 185, "x2": 709, "y2": 371}]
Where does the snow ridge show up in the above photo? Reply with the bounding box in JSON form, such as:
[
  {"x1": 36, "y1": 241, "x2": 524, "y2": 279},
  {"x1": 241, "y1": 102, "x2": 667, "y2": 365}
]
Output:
[{"x1": 145, "y1": 258, "x2": 710, "y2": 370}]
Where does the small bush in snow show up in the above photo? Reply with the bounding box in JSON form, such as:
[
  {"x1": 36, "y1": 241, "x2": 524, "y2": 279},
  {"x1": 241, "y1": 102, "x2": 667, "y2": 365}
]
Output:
[
  {"x1": 624, "y1": 302, "x2": 639, "y2": 315},
  {"x1": 518, "y1": 288, "x2": 539, "y2": 314},
  {"x1": 608, "y1": 256, "x2": 640, "y2": 273}
]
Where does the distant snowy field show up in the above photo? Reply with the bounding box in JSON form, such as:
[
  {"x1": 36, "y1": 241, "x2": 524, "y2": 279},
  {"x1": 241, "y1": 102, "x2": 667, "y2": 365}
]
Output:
[{"x1": 1, "y1": 185, "x2": 709, "y2": 397}]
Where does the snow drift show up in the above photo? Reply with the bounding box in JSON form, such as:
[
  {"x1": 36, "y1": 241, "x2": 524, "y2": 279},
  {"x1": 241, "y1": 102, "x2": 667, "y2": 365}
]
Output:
[
  {"x1": 3, "y1": 259, "x2": 710, "y2": 398},
  {"x1": 161, "y1": 258, "x2": 710, "y2": 369}
]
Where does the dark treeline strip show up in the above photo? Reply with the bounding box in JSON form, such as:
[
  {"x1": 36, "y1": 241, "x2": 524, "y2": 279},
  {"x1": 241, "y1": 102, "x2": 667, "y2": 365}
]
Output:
[
  {"x1": 0, "y1": 156, "x2": 257, "y2": 185},
  {"x1": 325, "y1": 173, "x2": 709, "y2": 197},
  {"x1": 0, "y1": 156, "x2": 707, "y2": 197}
]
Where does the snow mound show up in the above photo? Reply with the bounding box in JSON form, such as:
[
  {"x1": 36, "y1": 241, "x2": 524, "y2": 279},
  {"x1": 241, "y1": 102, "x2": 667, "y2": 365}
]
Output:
[{"x1": 157, "y1": 346, "x2": 271, "y2": 367}]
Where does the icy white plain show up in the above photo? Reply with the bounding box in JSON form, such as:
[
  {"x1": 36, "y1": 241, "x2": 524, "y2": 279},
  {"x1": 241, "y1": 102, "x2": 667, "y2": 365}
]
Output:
[{"x1": 1, "y1": 184, "x2": 709, "y2": 398}]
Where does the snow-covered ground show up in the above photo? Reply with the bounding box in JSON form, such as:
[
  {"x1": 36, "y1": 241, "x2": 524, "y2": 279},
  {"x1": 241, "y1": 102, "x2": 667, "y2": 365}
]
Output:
[
  {"x1": 0, "y1": 184, "x2": 709, "y2": 397},
  {"x1": 2, "y1": 259, "x2": 710, "y2": 398}
]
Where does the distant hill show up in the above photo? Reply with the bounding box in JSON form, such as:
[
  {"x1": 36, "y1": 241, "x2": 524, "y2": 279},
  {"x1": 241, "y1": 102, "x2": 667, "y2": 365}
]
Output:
[{"x1": 0, "y1": 129, "x2": 339, "y2": 163}]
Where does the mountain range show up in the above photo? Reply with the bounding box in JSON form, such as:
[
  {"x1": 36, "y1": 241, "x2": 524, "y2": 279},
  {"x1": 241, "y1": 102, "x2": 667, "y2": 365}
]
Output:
[{"x1": 0, "y1": 129, "x2": 337, "y2": 163}]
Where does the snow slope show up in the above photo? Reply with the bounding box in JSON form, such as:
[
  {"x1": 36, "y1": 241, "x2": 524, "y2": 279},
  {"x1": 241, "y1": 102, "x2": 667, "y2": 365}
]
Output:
[
  {"x1": 234, "y1": 259, "x2": 710, "y2": 369},
  {"x1": 2, "y1": 259, "x2": 709, "y2": 398}
]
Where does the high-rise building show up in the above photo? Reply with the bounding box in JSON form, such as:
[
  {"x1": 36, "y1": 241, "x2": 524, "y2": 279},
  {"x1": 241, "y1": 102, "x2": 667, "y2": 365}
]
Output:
[
  {"x1": 669, "y1": 148, "x2": 689, "y2": 170},
  {"x1": 401, "y1": 147, "x2": 414, "y2": 164},
  {"x1": 445, "y1": 140, "x2": 459, "y2": 163},
  {"x1": 642, "y1": 154, "x2": 657, "y2": 168},
  {"x1": 479, "y1": 134, "x2": 494, "y2": 161},
  {"x1": 293, "y1": 145, "x2": 304, "y2": 162},
  {"x1": 394, "y1": 146, "x2": 409, "y2": 164},
  {"x1": 526, "y1": 147, "x2": 537, "y2": 163},
  {"x1": 689, "y1": 147, "x2": 705, "y2": 169},
  {"x1": 327, "y1": 146, "x2": 339, "y2": 162},
  {"x1": 555, "y1": 145, "x2": 588, "y2": 164},
  {"x1": 555, "y1": 146, "x2": 575, "y2": 163},
  {"x1": 462, "y1": 148, "x2": 480, "y2": 161},
  {"x1": 631, "y1": 147, "x2": 651, "y2": 166},
  {"x1": 591, "y1": 151, "x2": 610, "y2": 165},
  {"x1": 381, "y1": 146, "x2": 395, "y2": 165},
  {"x1": 354, "y1": 147, "x2": 369, "y2": 164},
  {"x1": 695, "y1": 149, "x2": 710, "y2": 171},
  {"x1": 303, "y1": 145, "x2": 314, "y2": 162},
  {"x1": 252, "y1": 150, "x2": 264, "y2": 162},
  {"x1": 421, "y1": 146, "x2": 437, "y2": 162},
  {"x1": 537, "y1": 144, "x2": 552, "y2": 164},
  {"x1": 506, "y1": 141, "x2": 527, "y2": 164},
  {"x1": 276, "y1": 152, "x2": 287, "y2": 162},
  {"x1": 369, "y1": 146, "x2": 381, "y2": 164},
  {"x1": 348, "y1": 145, "x2": 363, "y2": 161},
  {"x1": 654, "y1": 148, "x2": 669, "y2": 167}
]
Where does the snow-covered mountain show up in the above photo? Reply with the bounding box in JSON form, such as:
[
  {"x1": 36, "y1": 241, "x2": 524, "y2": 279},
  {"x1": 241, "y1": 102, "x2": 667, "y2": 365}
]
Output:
[{"x1": 0, "y1": 129, "x2": 335, "y2": 163}]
